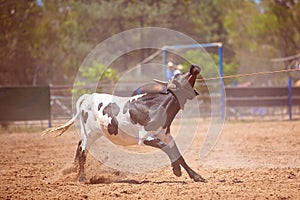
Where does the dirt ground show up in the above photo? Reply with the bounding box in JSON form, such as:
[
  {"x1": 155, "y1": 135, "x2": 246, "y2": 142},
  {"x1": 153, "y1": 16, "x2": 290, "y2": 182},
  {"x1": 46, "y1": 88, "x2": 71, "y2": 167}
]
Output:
[{"x1": 1, "y1": 120, "x2": 300, "y2": 199}]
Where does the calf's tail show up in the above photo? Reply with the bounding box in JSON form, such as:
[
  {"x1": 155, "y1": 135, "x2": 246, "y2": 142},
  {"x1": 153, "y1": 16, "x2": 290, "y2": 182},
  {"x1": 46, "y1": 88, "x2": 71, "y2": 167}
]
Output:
[{"x1": 42, "y1": 94, "x2": 89, "y2": 137}]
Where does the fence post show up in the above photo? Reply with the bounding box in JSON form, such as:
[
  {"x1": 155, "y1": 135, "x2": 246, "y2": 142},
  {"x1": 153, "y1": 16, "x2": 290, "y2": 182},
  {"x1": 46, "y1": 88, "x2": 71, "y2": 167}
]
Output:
[
  {"x1": 218, "y1": 44, "x2": 225, "y2": 120},
  {"x1": 47, "y1": 86, "x2": 52, "y2": 127},
  {"x1": 288, "y1": 77, "x2": 292, "y2": 120}
]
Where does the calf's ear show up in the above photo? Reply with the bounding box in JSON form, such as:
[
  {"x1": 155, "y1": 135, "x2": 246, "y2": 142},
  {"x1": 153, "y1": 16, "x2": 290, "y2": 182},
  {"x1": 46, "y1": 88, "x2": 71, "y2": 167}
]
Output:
[{"x1": 190, "y1": 64, "x2": 201, "y2": 74}]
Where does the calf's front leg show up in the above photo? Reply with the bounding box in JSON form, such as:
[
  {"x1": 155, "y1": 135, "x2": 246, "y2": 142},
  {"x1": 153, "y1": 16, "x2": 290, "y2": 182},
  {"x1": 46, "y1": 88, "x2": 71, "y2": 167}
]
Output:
[{"x1": 144, "y1": 137, "x2": 206, "y2": 182}]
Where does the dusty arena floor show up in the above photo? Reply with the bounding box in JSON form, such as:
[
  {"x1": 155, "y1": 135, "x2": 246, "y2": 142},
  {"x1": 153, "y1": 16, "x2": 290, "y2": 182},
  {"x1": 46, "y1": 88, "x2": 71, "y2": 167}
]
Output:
[{"x1": 1, "y1": 120, "x2": 300, "y2": 199}]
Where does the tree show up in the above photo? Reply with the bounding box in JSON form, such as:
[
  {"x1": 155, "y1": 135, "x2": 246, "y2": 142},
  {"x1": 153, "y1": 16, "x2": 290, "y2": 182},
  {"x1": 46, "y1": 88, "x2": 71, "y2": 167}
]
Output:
[
  {"x1": 0, "y1": 1, "x2": 42, "y2": 85},
  {"x1": 5, "y1": 0, "x2": 298, "y2": 86},
  {"x1": 222, "y1": 0, "x2": 300, "y2": 85},
  {"x1": 259, "y1": 0, "x2": 300, "y2": 56}
]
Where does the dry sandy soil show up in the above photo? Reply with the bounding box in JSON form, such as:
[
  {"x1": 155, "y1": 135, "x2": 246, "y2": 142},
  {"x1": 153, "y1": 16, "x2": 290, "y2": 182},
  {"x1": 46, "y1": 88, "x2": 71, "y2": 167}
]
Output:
[{"x1": 1, "y1": 120, "x2": 300, "y2": 199}]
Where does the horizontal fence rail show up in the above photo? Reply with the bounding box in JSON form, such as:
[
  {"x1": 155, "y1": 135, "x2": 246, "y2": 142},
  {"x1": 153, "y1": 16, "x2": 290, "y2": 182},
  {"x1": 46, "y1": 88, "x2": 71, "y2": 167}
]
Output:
[
  {"x1": 225, "y1": 87, "x2": 300, "y2": 107},
  {"x1": 225, "y1": 86, "x2": 300, "y2": 119}
]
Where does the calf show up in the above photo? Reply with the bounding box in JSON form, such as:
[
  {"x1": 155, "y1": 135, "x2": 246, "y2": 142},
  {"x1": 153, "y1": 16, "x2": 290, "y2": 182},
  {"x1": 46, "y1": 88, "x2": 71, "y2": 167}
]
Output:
[{"x1": 43, "y1": 64, "x2": 205, "y2": 182}]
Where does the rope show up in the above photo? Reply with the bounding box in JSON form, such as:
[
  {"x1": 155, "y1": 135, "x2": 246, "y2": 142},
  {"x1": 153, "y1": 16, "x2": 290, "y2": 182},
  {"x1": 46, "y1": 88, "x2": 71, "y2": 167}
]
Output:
[{"x1": 197, "y1": 68, "x2": 300, "y2": 81}]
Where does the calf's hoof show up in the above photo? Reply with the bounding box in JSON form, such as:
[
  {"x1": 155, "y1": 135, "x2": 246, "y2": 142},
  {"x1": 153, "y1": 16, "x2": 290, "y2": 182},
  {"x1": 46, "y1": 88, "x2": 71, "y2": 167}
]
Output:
[
  {"x1": 192, "y1": 174, "x2": 206, "y2": 182},
  {"x1": 172, "y1": 164, "x2": 182, "y2": 177}
]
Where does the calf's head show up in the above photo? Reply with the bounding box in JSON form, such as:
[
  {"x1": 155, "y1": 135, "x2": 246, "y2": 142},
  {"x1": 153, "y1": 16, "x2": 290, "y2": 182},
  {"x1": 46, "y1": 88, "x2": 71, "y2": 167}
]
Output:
[
  {"x1": 168, "y1": 64, "x2": 200, "y2": 108},
  {"x1": 156, "y1": 64, "x2": 201, "y2": 109}
]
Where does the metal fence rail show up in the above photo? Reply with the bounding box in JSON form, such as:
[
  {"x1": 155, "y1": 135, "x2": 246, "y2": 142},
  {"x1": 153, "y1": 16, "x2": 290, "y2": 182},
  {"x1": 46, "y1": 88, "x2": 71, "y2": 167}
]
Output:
[{"x1": 225, "y1": 86, "x2": 300, "y2": 119}]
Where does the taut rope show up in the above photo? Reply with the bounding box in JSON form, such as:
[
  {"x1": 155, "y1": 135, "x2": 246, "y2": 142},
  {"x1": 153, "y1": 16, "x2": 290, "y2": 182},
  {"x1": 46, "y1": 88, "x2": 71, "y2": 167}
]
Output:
[{"x1": 197, "y1": 68, "x2": 300, "y2": 81}]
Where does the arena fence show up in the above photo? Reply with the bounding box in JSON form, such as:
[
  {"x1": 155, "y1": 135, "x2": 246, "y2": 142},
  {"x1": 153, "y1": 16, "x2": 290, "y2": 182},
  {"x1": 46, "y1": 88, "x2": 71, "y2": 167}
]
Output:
[
  {"x1": 0, "y1": 85, "x2": 299, "y2": 128},
  {"x1": 50, "y1": 84, "x2": 300, "y2": 121},
  {"x1": 225, "y1": 86, "x2": 300, "y2": 120},
  {"x1": 0, "y1": 86, "x2": 51, "y2": 127}
]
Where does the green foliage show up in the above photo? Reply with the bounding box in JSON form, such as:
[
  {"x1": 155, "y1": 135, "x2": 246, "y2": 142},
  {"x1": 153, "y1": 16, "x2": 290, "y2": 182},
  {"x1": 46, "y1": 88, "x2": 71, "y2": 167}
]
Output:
[
  {"x1": 71, "y1": 62, "x2": 118, "y2": 97},
  {"x1": 224, "y1": 0, "x2": 300, "y2": 57},
  {"x1": 79, "y1": 62, "x2": 118, "y2": 82},
  {"x1": 184, "y1": 50, "x2": 238, "y2": 85}
]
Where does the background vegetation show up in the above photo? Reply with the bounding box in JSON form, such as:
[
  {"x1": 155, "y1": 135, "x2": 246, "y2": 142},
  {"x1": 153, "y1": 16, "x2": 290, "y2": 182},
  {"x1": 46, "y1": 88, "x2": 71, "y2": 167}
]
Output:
[{"x1": 1, "y1": 0, "x2": 299, "y2": 86}]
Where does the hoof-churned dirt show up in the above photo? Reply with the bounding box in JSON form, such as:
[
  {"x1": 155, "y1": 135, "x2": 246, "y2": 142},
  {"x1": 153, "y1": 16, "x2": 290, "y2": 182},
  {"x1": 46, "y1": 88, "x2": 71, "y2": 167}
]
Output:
[{"x1": 1, "y1": 121, "x2": 300, "y2": 199}]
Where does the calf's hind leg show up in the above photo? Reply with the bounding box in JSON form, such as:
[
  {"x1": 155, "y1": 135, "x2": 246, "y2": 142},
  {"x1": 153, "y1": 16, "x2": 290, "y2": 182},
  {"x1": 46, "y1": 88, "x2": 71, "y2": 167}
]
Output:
[
  {"x1": 78, "y1": 149, "x2": 86, "y2": 182},
  {"x1": 73, "y1": 140, "x2": 87, "y2": 182},
  {"x1": 144, "y1": 137, "x2": 206, "y2": 182},
  {"x1": 74, "y1": 140, "x2": 82, "y2": 164}
]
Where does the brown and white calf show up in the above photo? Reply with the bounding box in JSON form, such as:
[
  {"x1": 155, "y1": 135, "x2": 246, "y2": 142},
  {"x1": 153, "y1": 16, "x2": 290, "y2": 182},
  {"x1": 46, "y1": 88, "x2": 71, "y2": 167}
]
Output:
[{"x1": 43, "y1": 64, "x2": 205, "y2": 182}]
